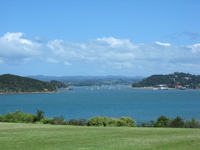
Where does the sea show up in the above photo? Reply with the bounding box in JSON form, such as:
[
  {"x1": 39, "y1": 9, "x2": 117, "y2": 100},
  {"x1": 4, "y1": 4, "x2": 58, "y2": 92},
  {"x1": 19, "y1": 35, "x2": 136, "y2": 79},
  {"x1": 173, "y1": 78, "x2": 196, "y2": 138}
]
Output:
[{"x1": 0, "y1": 86, "x2": 200, "y2": 123}]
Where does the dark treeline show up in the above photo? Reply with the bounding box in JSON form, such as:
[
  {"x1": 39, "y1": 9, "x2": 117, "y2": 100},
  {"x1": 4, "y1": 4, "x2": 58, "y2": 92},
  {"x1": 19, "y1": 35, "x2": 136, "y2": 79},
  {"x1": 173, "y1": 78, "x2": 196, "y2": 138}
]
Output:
[
  {"x1": 0, "y1": 110, "x2": 200, "y2": 128},
  {"x1": 138, "y1": 116, "x2": 200, "y2": 128}
]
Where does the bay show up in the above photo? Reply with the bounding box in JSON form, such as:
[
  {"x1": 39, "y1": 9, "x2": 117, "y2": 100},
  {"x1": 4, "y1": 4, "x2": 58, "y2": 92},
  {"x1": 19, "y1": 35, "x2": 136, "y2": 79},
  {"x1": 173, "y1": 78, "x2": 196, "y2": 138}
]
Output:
[{"x1": 0, "y1": 86, "x2": 200, "y2": 123}]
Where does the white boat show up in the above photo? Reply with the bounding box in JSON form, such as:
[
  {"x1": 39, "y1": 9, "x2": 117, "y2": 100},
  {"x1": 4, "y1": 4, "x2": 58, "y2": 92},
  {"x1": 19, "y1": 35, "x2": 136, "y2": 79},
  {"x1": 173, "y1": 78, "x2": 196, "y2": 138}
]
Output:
[{"x1": 153, "y1": 84, "x2": 169, "y2": 90}]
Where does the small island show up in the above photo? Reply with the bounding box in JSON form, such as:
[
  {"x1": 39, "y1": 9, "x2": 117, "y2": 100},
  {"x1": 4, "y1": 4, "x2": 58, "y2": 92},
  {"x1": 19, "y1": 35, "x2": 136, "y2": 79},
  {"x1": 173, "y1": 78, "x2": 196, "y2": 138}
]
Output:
[{"x1": 0, "y1": 74, "x2": 57, "y2": 94}]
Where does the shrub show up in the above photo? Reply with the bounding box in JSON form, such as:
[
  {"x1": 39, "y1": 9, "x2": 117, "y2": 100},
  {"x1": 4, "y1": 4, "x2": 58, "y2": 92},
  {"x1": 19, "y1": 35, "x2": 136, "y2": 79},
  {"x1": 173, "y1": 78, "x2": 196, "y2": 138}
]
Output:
[
  {"x1": 24, "y1": 113, "x2": 35, "y2": 123},
  {"x1": 117, "y1": 117, "x2": 136, "y2": 127},
  {"x1": 169, "y1": 116, "x2": 185, "y2": 128},
  {"x1": 41, "y1": 118, "x2": 52, "y2": 124},
  {"x1": 138, "y1": 121, "x2": 154, "y2": 127},
  {"x1": 154, "y1": 116, "x2": 169, "y2": 127},
  {"x1": 1, "y1": 111, "x2": 36, "y2": 123},
  {"x1": 87, "y1": 116, "x2": 136, "y2": 127},
  {"x1": 0, "y1": 114, "x2": 5, "y2": 122},
  {"x1": 184, "y1": 117, "x2": 200, "y2": 128},
  {"x1": 49, "y1": 116, "x2": 67, "y2": 125},
  {"x1": 68, "y1": 118, "x2": 87, "y2": 126},
  {"x1": 107, "y1": 118, "x2": 118, "y2": 126},
  {"x1": 4, "y1": 111, "x2": 24, "y2": 123},
  {"x1": 34, "y1": 110, "x2": 44, "y2": 122},
  {"x1": 87, "y1": 116, "x2": 108, "y2": 126}
]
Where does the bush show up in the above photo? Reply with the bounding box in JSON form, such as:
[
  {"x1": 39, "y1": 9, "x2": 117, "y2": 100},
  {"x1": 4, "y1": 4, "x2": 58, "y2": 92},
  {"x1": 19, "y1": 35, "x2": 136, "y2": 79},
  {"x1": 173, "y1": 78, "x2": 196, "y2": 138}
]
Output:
[
  {"x1": 107, "y1": 118, "x2": 118, "y2": 126},
  {"x1": 169, "y1": 116, "x2": 185, "y2": 128},
  {"x1": 41, "y1": 118, "x2": 52, "y2": 124},
  {"x1": 87, "y1": 116, "x2": 108, "y2": 126},
  {"x1": 0, "y1": 114, "x2": 5, "y2": 122},
  {"x1": 154, "y1": 116, "x2": 169, "y2": 127},
  {"x1": 0, "y1": 110, "x2": 199, "y2": 129},
  {"x1": 117, "y1": 117, "x2": 136, "y2": 127},
  {"x1": 184, "y1": 117, "x2": 200, "y2": 128},
  {"x1": 49, "y1": 116, "x2": 67, "y2": 125},
  {"x1": 2, "y1": 111, "x2": 36, "y2": 123},
  {"x1": 23, "y1": 113, "x2": 35, "y2": 123},
  {"x1": 34, "y1": 110, "x2": 44, "y2": 122},
  {"x1": 87, "y1": 116, "x2": 136, "y2": 127},
  {"x1": 68, "y1": 118, "x2": 87, "y2": 126}
]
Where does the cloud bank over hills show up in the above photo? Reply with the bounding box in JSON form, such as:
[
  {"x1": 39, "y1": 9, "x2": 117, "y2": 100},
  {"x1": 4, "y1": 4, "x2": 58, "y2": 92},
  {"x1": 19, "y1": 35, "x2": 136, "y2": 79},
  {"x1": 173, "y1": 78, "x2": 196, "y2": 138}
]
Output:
[{"x1": 0, "y1": 32, "x2": 200, "y2": 76}]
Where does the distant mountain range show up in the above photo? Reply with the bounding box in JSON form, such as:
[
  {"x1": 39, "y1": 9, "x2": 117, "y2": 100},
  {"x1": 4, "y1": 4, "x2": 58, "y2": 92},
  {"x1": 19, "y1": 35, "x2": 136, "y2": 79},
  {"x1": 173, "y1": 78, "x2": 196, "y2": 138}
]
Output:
[
  {"x1": 27, "y1": 75, "x2": 144, "y2": 86},
  {"x1": 132, "y1": 72, "x2": 200, "y2": 89}
]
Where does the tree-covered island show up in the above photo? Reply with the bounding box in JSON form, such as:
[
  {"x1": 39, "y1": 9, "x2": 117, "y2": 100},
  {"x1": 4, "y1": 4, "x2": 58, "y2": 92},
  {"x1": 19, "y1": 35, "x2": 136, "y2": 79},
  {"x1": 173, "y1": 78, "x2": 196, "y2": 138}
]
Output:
[{"x1": 0, "y1": 74, "x2": 57, "y2": 94}]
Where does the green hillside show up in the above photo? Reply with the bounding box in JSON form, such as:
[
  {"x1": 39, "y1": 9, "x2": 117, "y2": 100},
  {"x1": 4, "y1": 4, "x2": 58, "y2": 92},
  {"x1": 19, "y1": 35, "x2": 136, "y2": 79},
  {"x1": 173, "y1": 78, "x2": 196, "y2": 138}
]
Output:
[
  {"x1": 50, "y1": 80, "x2": 67, "y2": 88},
  {"x1": 0, "y1": 74, "x2": 56, "y2": 93},
  {"x1": 132, "y1": 72, "x2": 200, "y2": 88}
]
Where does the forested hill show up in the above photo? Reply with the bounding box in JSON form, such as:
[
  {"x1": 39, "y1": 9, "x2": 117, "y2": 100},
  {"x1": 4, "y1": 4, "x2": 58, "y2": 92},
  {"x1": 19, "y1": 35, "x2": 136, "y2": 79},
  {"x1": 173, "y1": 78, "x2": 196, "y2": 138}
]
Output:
[
  {"x1": 0, "y1": 74, "x2": 56, "y2": 94},
  {"x1": 132, "y1": 72, "x2": 200, "y2": 88},
  {"x1": 50, "y1": 80, "x2": 67, "y2": 88}
]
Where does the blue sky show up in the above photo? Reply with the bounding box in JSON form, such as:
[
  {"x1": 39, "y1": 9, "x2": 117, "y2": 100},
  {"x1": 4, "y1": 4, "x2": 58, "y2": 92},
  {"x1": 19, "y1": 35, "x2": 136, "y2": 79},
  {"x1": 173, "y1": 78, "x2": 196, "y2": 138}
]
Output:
[{"x1": 0, "y1": 0, "x2": 200, "y2": 77}]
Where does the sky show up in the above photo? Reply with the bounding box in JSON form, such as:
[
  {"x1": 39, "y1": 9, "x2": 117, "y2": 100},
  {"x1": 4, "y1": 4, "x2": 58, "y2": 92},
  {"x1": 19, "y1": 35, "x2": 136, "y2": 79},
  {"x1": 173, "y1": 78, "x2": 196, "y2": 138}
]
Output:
[{"x1": 0, "y1": 0, "x2": 200, "y2": 77}]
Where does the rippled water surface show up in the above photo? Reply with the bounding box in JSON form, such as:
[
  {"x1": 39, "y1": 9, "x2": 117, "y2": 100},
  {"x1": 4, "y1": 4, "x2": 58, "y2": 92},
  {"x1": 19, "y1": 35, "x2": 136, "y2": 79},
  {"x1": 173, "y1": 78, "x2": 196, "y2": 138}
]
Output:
[{"x1": 0, "y1": 86, "x2": 200, "y2": 123}]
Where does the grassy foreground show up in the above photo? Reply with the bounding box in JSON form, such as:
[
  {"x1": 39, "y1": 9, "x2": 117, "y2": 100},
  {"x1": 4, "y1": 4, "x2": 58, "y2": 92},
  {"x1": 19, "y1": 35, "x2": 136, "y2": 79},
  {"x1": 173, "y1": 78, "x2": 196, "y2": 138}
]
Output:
[{"x1": 0, "y1": 123, "x2": 200, "y2": 150}]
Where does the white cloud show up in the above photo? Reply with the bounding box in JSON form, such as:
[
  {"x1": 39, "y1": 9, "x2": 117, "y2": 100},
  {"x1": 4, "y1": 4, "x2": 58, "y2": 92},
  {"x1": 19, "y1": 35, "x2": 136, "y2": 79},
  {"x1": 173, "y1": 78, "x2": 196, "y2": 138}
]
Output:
[
  {"x1": 0, "y1": 32, "x2": 42, "y2": 64},
  {"x1": 155, "y1": 41, "x2": 171, "y2": 46},
  {"x1": 0, "y1": 32, "x2": 200, "y2": 75},
  {"x1": 97, "y1": 37, "x2": 124, "y2": 47},
  {"x1": 96, "y1": 37, "x2": 137, "y2": 49},
  {"x1": 187, "y1": 43, "x2": 200, "y2": 53},
  {"x1": 1, "y1": 32, "x2": 31, "y2": 44},
  {"x1": 193, "y1": 43, "x2": 200, "y2": 47},
  {"x1": 47, "y1": 37, "x2": 137, "y2": 66}
]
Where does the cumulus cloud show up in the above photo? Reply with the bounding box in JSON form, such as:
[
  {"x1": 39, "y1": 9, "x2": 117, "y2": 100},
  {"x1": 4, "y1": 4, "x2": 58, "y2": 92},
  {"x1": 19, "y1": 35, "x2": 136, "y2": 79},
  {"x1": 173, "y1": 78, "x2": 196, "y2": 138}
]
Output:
[
  {"x1": 0, "y1": 32, "x2": 42, "y2": 64},
  {"x1": 0, "y1": 32, "x2": 200, "y2": 75},
  {"x1": 47, "y1": 37, "x2": 200, "y2": 74},
  {"x1": 47, "y1": 37, "x2": 137, "y2": 63}
]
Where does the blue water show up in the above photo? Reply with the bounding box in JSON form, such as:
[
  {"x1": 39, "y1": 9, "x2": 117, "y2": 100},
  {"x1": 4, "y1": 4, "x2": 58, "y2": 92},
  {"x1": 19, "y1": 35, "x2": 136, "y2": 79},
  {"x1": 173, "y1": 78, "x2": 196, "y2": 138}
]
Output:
[{"x1": 0, "y1": 86, "x2": 200, "y2": 123}]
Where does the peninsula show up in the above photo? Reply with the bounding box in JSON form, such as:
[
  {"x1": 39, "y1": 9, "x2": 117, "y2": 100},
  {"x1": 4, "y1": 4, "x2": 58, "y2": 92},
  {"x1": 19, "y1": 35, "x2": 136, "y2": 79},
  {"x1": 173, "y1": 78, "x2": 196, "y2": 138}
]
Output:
[
  {"x1": 132, "y1": 72, "x2": 200, "y2": 89},
  {"x1": 0, "y1": 74, "x2": 57, "y2": 94}
]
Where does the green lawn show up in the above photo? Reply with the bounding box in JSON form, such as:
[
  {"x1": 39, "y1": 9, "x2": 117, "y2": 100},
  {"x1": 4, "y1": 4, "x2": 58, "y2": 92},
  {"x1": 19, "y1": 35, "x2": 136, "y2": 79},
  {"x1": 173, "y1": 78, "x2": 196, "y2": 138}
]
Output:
[{"x1": 0, "y1": 122, "x2": 200, "y2": 150}]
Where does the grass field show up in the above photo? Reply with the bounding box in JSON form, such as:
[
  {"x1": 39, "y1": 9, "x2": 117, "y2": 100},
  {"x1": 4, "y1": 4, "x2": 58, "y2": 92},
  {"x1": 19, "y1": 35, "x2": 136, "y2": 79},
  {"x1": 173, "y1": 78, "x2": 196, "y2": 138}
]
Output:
[{"x1": 0, "y1": 122, "x2": 200, "y2": 150}]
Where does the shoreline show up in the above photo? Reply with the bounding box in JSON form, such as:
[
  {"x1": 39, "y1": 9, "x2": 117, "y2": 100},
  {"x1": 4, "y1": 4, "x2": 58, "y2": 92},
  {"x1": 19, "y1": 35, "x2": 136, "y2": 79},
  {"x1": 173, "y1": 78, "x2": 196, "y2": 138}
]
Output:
[
  {"x1": 0, "y1": 91, "x2": 70, "y2": 95},
  {"x1": 128, "y1": 87, "x2": 154, "y2": 89},
  {"x1": 129, "y1": 87, "x2": 200, "y2": 90}
]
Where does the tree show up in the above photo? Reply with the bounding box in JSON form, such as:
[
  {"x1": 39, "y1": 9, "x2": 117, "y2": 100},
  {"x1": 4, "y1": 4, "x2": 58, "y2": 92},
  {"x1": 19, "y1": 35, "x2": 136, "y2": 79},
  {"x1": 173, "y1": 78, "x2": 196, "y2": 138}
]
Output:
[
  {"x1": 154, "y1": 116, "x2": 169, "y2": 127},
  {"x1": 50, "y1": 116, "x2": 67, "y2": 125},
  {"x1": 87, "y1": 116, "x2": 108, "y2": 126},
  {"x1": 169, "y1": 116, "x2": 185, "y2": 128},
  {"x1": 184, "y1": 117, "x2": 200, "y2": 128},
  {"x1": 117, "y1": 117, "x2": 136, "y2": 127},
  {"x1": 34, "y1": 110, "x2": 44, "y2": 122}
]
